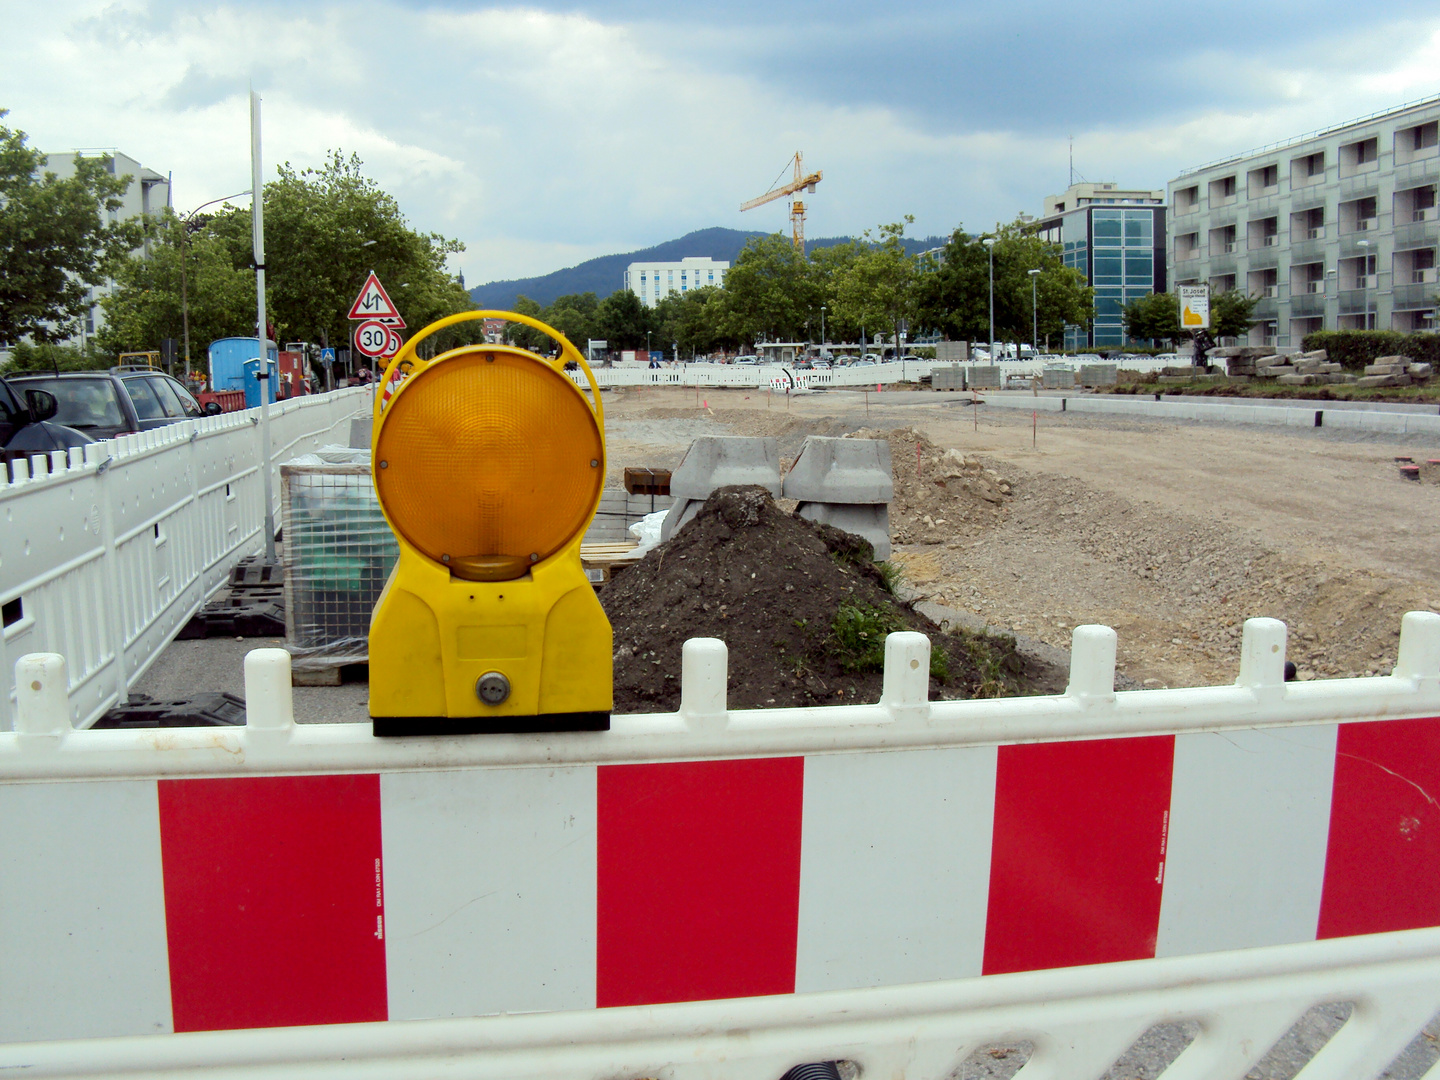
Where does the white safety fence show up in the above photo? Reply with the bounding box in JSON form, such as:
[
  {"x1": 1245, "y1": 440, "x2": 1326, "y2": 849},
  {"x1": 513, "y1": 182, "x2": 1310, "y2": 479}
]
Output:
[
  {"x1": 0, "y1": 387, "x2": 369, "y2": 731},
  {"x1": 5, "y1": 927, "x2": 1437, "y2": 1080},
  {"x1": 3, "y1": 613, "x2": 1440, "y2": 1077},
  {"x1": 572, "y1": 360, "x2": 939, "y2": 390}
]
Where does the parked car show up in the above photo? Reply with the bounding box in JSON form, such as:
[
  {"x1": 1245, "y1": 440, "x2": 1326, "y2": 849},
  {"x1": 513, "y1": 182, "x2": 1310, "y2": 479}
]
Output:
[
  {"x1": 812, "y1": 360, "x2": 831, "y2": 370},
  {"x1": 0, "y1": 378, "x2": 93, "y2": 478},
  {"x1": 854, "y1": 359, "x2": 876, "y2": 368},
  {"x1": 4, "y1": 367, "x2": 215, "y2": 442},
  {"x1": 734, "y1": 355, "x2": 758, "y2": 366}
]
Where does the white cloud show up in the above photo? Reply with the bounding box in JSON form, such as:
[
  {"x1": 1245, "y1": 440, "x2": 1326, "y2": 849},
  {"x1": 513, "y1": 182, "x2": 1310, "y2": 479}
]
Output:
[{"x1": 3, "y1": 1, "x2": 1438, "y2": 285}]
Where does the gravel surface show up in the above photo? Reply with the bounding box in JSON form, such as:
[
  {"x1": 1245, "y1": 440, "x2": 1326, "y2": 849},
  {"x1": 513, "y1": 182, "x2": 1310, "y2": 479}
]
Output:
[{"x1": 603, "y1": 386, "x2": 1440, "y2": 689}]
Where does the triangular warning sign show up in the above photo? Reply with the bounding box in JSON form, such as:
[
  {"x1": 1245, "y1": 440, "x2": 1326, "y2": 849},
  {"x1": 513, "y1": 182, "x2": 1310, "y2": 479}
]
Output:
[{"x1": 348, "y1": 271, "x2": 401, "y2": 321}]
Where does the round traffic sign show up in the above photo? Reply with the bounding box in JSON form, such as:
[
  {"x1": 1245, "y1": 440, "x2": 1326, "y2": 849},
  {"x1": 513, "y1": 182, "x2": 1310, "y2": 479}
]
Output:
[
  {"x1": 386, "y1": 327, "x2": 405, "y2": 356},
  {"x1": 354, "y1": 319, "x2": 391, "y2": 358}
]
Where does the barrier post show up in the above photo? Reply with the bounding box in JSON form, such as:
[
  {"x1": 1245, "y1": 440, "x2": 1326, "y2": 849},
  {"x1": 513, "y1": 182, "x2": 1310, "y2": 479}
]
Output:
[
  {"x1": 14, "y1": 653, "x2": 71, "y2": 736},
  {"x1": 244, "y1": 648, "x2": 295, "y2": 731},
  {"x1": 1237, "y1": 617, "x2": 1288, "y2": 695},
  {"x1": 1396, "y1": 610, "x2": 1440, "y2": 681},
  {"x1": 1066, "y1": 624, "x2": 1117, "y2": 706},
  {"x1": 880, "y1": 631, "x2": 931, "y2": 721},
  {"x1": 680, "y1": 638, "x2": 728, "y2": 730},
  {"x1": 89, "y1": 442, "x2": 131, "y2": 708}
]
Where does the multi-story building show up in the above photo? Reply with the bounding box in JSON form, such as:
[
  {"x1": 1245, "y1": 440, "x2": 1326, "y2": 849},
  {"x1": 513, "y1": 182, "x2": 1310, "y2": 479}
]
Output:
[
  {"x1": 1167, "y1": 97, "x2": 1439, "y2": 346},
  {"x1": 1033, "y1": 183, "x2": 1167, "y2": 350},
  {"x1": 43, "y1": 150, "x2": 171, "y2": 343},
  {"x1": 624, "y1": 256, "x2": 728, "y2": 308}
]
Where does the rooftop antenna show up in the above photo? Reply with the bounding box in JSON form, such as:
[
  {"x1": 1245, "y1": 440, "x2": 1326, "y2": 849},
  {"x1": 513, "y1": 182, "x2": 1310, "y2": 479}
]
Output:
[{"x1": 1069, "y1": 136, "x2": 1074, "y2": 187}]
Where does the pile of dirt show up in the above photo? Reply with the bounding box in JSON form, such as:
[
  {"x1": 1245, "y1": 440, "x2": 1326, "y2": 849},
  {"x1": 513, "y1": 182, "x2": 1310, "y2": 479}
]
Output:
[
  {"x1": 851, "y1": 427, "x2": 1017, "y2": 543},
  {"x1": 601, "y1": 486, "x2": 1062, "y2": 713}
]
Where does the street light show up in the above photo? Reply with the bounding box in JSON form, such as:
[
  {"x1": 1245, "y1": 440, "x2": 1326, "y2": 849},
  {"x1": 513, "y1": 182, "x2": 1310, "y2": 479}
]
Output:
[
  {"x1": 1357, "y1": 239, "x2": 1373, "y2": 330},
  {"x1": 1326, "y1": 267, "x2": 1337, "y2": 331},
  {"x1": 820, "y1": 305, "x2": 826, "y2": 349},
  {"x1": 983, "y1": 238, "x2": 996, "y2": 359},
  {"x1": 178, "y1": 190, "x2": 251, "y2": 386},
  {"x1": 1028, "y1": 268, "x2": 1041, "y2": 359}
]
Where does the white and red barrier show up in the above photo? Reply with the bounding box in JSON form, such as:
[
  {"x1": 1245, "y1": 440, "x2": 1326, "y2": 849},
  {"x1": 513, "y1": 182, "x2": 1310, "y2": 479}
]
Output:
[{"x1": 3, "y1": 616, "x2": 1440, "y2": 1073}]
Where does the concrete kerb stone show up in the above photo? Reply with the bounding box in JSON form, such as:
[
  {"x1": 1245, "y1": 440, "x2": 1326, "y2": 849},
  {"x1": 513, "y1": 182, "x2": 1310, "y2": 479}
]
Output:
[
  {"x1": 660, "y1": 436, "x2": 781, "y2": 541},
  {"x1": 783, "y1": 436, "x2": 894, "y2": 560}
]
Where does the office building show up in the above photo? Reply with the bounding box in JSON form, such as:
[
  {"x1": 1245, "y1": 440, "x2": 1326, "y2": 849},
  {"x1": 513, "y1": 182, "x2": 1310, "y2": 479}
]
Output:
[
  {"x1": 1167, "y1": 96, "x2": 1439, "y2": 346},
  {"x1": 624, "y1": 256, "x2": 728, "y2": 308},
  {"x1": 43, "y1": 150, "x2": 171, "y2": 343},
  {"x1": 1033, "y1": 183, "x2": 1167, "y2": 349}
]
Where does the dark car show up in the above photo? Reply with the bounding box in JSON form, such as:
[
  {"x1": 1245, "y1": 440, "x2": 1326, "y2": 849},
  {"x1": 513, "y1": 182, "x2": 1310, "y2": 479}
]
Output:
[
  {"x1": 0, "y1": 378, "x2": 94, "y2": 478},
  {"x1": 4, "y1": 367, "x2": 215, "y2": 442}
]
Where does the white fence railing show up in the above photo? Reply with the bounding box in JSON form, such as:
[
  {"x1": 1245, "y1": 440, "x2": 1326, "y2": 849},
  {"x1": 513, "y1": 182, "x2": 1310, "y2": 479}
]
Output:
[
  {"x1": 572, "y1": 360, "x2": 939, "y2": 390},
  {"x1": 0, "y1": 388, "x2": 369, "y2": 731},
  {"x1": 4, "y1": 613, "x2": 1440, "y2": 1075}
]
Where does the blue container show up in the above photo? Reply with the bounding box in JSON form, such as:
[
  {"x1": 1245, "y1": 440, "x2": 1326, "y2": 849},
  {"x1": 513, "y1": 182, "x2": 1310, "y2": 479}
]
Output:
[
  {"x1": 209, "y1": 337, "x2": 277, "y2": 396},
  {"x1": 242, "y1": 358, "x2": 281, "y2": 408}
]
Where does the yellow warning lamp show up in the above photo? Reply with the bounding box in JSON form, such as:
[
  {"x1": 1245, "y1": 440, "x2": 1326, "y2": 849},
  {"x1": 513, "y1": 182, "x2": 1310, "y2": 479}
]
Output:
[{"x1": 367, "y1": 310, "x2": 611, "y2": 735}]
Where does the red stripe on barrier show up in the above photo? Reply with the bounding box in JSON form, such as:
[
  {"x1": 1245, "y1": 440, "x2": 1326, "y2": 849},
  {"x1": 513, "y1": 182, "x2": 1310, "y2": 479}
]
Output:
[
  {"x1": 983, "y1": 735, "x2": 1174, "y2": 975},
  {"x1": 1318, "y1": 717, "x2": 1440, "y2": 939},
  {"x1": 158, "y1": 775, "x2": 387, "y2": 1032},
  {"x1": 597, "y1": 758, "x2": 804, "y2": 1007}
]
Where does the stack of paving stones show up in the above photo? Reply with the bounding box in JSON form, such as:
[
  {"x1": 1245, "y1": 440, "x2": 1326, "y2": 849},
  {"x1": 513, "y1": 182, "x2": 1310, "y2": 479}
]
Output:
[
  {"x1": 1245, "y1": 349, "x2": 1354, "y2": 386},
  {"x1": 1357, "y1": 356, "x2": 1434, "y2": 388}
]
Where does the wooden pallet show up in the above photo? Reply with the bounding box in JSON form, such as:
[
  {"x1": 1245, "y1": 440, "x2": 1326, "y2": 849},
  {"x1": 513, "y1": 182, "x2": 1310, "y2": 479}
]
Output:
[
  {"x1": 291, "y1": 657, "x2": 369, "y2": 687},
  {"x1": 580, "y1": 541, "x2": 643, "y2": 583}
]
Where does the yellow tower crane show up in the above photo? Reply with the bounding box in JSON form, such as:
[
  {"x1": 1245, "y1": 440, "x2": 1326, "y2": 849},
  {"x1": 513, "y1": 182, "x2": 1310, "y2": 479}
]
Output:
[{"x1": 740, "y1": 152, "x2": 822, "y2": 253}]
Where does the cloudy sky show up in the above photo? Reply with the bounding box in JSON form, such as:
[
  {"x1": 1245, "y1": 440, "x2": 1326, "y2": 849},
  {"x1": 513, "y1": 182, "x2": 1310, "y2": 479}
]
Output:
[{"x1": 5, "y1": 0, "x2": 1440, "y2": 284}]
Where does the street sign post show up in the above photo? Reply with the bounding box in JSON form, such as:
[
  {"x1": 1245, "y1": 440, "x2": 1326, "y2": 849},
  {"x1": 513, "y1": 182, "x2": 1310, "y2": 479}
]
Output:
[{"x1": 1180, "y1": 285, "x2": 1211, "y2": 330}]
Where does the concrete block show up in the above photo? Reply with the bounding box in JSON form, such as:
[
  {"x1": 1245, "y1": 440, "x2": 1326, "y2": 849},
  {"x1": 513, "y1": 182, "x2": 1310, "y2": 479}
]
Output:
[
  {"x1": 1299, "y1": 349, "x2": 1328, "y2": 362},
  {"x1": 660, "y1": 436, "x2": 781, "y2": 541},
  {"x1": 967, "y1": 365, "x2": 1002, "y2": 388},
  {"x1": 1042, "y1": 368, "x2": 1076, "y2": 389},
  {"x1": 349, "y1": 415, "x2": 373, "y2": 449},
  {"x1": 1078, "y1": 364, "x2": 1118, "y2": 386},
  {"x1": 1277, "y1": 374, "x2": 1320, "y2": 386},
  {"x1": 1258, "y1": 364, "x2": 1294, "y2": 378},
  {"x1": 783, "y1": 437, "x2": 893, "y2": 504},
  {"x1": 932, "y1": 365, "x2": 966, "y2": 390},
  {"x1": 668, "y1": 436, "x2": 781, "y2": 500},
  {"x1": 795, "y1": 502, "x2": 891, "y2": 561},
  {"x1": 1408, "y1": 363, "x2": 1433, "y2": 378},
  {"x1": 1364, "y1": 363, "x2": 1406, "y2": 376},
  {"x1": 1355, "y1": 374, "x2": 1407, "y2": 388},
  {"x1": 1375, "y1": 355, "x2": 1408, "y2": 365}
]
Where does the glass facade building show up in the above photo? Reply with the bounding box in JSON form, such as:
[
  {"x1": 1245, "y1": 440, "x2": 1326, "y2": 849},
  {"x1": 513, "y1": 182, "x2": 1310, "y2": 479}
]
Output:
[{"x1": 1035, "y1": 185, "x2": 1167, "y2": 350}]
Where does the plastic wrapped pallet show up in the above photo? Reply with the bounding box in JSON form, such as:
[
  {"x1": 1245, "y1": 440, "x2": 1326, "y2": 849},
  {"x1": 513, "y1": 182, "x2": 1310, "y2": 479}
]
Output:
[{"x1": 280, "y1": 446, "x2": 398, "y2": 668}]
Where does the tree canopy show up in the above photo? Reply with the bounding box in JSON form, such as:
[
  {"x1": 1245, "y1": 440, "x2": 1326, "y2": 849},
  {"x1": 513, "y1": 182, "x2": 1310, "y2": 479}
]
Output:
[
  {"x1": 0, "y1": 110, "x2": 141, "y2": 344},
  {"x1": 1121, "y1": 289, "x2": 1259, "y2": 344}
]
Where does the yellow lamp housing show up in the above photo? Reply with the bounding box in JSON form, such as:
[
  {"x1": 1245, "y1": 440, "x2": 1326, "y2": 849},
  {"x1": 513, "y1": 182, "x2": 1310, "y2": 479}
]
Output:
[{"x1": 367, "y1": 311, "x2": 612, "y2": 736}]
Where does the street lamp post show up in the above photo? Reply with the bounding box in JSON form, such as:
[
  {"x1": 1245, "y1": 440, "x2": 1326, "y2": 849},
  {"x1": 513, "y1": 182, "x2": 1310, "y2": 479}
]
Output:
[
  {"x1": 820, "y1": 305, "x2": 826, "y2": 350},
  {"x1": 1028, "y1": 268, "x2": 1041, "y2": 359},
  {"x1": 177, "y1": 189, "x2": 251, "y2": 387},
  {"x1": 1357, "y1": 239, "x2": 1373, "y2": 330},
  {"x1": 983, "y1": 238, "x2": 996, "y2": 359},
  {"x1": 1326, "y1": 267, "x2": 1337, "y2": 331}
]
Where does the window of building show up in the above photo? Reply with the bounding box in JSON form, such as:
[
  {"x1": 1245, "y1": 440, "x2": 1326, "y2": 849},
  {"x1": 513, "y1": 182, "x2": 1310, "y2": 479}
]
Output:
[
  {"x1": 1341, "y1": 195, "x2": 1378, "y2": 234},
  {"x1": 1209, "y1": 224, "x2": 1237, "y2": 255},
  {"x1": 1175, "y1": 233, "x2": 1199, "y2": 261},
  {"x1": 1247, "y1": 164, "x2": 1280, "y2": 198},
  {"x1": 1339, "y1": 137, "x2": 1380, "y2": 177},
  {"x1": 1291, "y1": 152, "x2": 1325, "y2": 187},
  {"x1": 1396, "y1": 121, "x2": 1439, "y2": 164},
  {"x1": 1290, "y1": 262, "x2": 1326, "y2": 295},
  {"x1": 1093, "y1": 255, "x2": 1122, "y2": 283},
  {"x1": 1208, "y1": 175, "x2": 1238, "y2": 206},
  {"x1": 1174, "y1": 186, "x2": 1199, "y2": 214},
  {"x1": 1395, "y1": 183, "x2": 1438, "y2": 223},
  {"x1": 1123, "y1": 212, "x2": 1152, "y2": 242},
  {"x1": 1093, "y1": 211, "x2": 1123, "y2": 242},
  {"x1": 1209, "y1": 273, "x2": 1237, "y2": 293},
  {"x1": 1290, "y1": 206, "x2": 1325, "y2": 241},
  {"x1": 1248, "y1": 216, "x2": 1280, "y2": 249},
  {"x1": 1247, "y1": 267, "x2": 1278, "y2": 299}
]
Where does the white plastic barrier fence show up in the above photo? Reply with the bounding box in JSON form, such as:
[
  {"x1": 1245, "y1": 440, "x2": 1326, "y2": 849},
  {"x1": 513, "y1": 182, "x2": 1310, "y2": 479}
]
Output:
[
  {"x1": 3, "y1": 613, "x2": 1440, "y2": 1076},
  {"x1": 572, "y1": 360, "x2": 938, "y2": 390},
  {"x1": 0, "y1": 387, "x2": 369, "y2": 731}
]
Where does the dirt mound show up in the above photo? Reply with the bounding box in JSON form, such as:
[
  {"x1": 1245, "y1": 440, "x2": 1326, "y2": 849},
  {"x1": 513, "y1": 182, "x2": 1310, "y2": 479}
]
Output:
[
  {"x1": 601, "y1": 486, "x2": 1060, "y2": 713},
  {"x1": 851, "y1": 427, "x2": 1016, "y2": 543}
]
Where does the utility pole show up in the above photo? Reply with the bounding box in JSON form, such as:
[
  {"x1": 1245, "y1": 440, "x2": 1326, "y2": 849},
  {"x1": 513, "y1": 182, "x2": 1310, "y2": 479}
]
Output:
[
  {"x1": 1029, "y1": 268, "x2": 1041, "y2": 359},
  {"x1": 984, "y1": 238, "x2": 996, "y2": 359},
  {"x1": 251, "y1": 89, "x2": 277, "y2": 566}
]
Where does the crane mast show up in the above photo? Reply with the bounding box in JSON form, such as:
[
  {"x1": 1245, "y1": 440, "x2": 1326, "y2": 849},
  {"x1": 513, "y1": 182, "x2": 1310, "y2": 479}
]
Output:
[{"x1": 740, "y1": 152, "x2": 822, "y2": 253}]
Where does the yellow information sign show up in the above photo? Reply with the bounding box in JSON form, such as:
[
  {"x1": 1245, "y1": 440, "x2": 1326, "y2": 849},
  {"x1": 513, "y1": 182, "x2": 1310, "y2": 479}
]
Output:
[{"x1": 1180, "y1": 284, "x2": 1210, "y2": 329}]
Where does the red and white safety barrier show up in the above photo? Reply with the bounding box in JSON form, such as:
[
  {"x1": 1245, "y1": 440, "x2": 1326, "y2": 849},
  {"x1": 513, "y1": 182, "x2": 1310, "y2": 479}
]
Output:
[{"x1": 3, "y1": 615, "x2": 1439, "y2": 1063}]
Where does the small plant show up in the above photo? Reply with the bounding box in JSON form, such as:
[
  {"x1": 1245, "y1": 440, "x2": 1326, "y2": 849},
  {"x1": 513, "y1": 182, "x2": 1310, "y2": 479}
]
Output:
[
  {"x1": 875, "y1": 561, "x2": 906, "y2": 595},
  {"x1": 929, "y1": 642, "x2": 951, "y2": 681},
  {"x1": 829, "y1": 601, "x2": 905, "y2": 673}
]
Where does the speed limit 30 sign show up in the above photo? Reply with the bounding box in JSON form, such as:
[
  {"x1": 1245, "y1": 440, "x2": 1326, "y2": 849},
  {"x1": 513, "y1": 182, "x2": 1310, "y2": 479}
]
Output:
[{"x1": 354, "y1": 319, "x2": 393, "y2": 358}]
